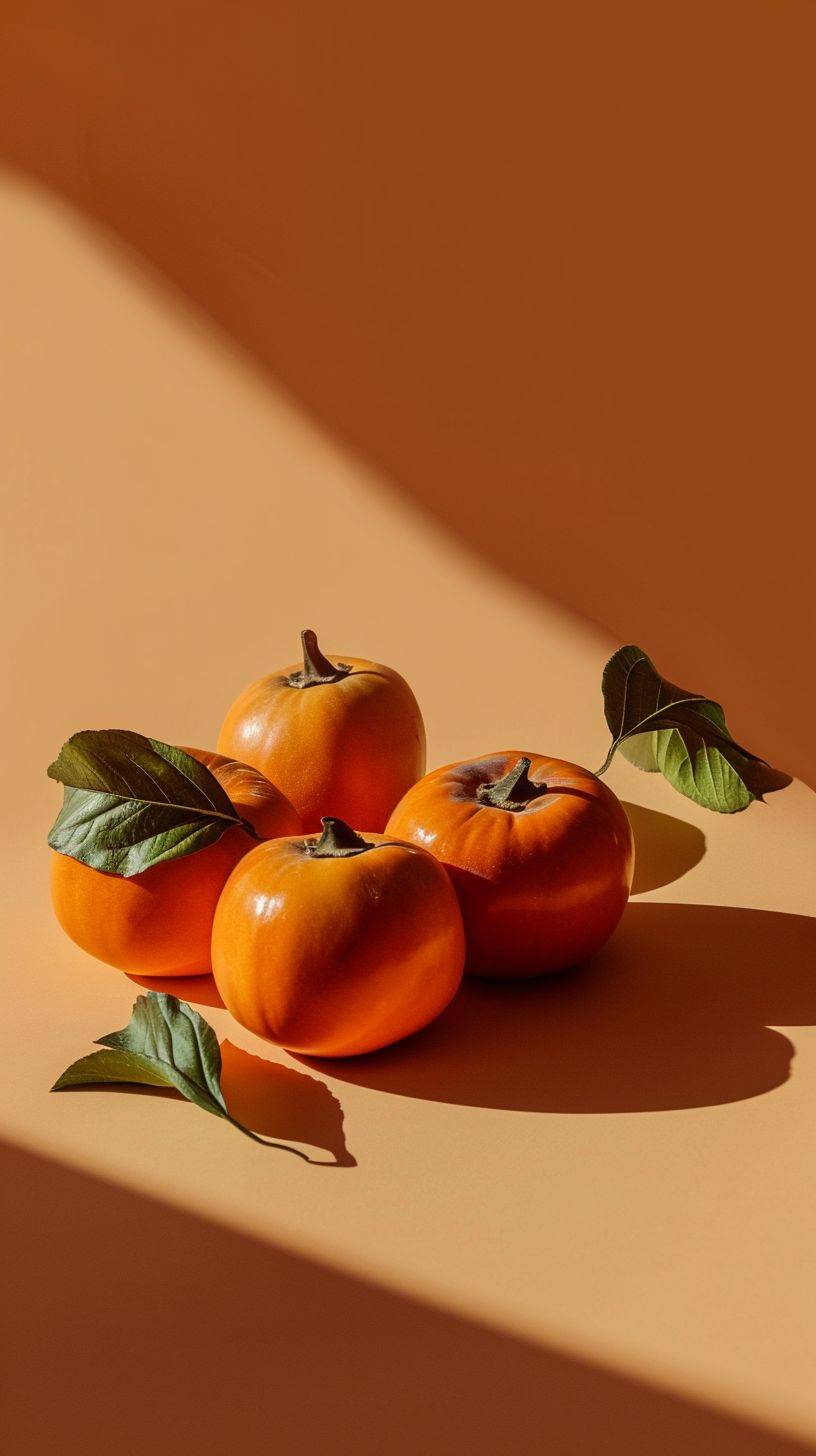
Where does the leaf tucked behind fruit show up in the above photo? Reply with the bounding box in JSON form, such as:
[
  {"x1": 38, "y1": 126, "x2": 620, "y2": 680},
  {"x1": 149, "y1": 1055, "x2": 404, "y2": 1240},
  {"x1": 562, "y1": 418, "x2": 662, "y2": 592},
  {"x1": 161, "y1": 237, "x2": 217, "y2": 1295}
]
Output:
[
  {"x1": 52, "y1": 991, "x2": 333, "y2": 1161},
  {"x1": 48, "y1": 730, "x2": 258, "y2": 876},
  {"x1": 597, "y1": 646, "x2": 791, "y2": 813}
]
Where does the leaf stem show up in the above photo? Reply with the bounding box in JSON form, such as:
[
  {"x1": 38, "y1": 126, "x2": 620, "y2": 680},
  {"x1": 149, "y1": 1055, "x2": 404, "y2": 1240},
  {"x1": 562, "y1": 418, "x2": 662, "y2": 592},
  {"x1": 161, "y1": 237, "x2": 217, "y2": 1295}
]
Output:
[{"x1": 595, "y1": 741, "x2": 619, "y2": 777}]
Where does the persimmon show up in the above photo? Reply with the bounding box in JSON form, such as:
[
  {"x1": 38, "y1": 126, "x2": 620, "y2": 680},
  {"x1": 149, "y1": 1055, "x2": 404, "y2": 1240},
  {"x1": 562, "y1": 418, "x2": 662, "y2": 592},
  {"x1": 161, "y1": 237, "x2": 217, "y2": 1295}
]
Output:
[
  {"x1": 217, "y1": 628, "x2": 426, "y2": 832},
  {"x1": 51, "y1": 748, "x2": 301, "y2": 978},
  {"x1": 386, "y1": 752, "x2": 634, "y2": 978},
  {"x1": 211, "y1": 817, "x2": 465, "y2": 1056}
]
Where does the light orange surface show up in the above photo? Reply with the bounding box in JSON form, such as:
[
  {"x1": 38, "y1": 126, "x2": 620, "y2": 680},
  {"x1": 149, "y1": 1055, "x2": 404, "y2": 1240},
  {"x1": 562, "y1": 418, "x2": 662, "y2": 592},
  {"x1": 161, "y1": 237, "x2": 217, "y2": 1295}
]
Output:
[{"x1": 1, "y1": 170, "x2": 815, "y2": 1456}]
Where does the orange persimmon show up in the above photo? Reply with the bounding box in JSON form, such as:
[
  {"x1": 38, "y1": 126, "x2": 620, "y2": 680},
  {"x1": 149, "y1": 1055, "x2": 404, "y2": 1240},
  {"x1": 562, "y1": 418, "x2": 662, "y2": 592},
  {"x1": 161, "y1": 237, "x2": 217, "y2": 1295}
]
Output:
[
  {"x1": 211, "y1": 817, "x2": 465, "y2": 1056},
  {"x1": 217, "y1": 628, "x2": 426, "y2": 832},
  {"x1": 387, "y1": 752, "x2": 634, "y2": 978},
  {"x1": 51, "y1": 748, "x2": 301, "y2": 978}
]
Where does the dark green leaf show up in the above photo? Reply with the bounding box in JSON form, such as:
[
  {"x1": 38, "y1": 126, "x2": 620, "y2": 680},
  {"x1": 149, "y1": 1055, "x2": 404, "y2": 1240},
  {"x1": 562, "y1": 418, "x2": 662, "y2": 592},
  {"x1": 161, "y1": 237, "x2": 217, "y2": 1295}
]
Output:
[
  {"x1": 96, "y1": 990, "x2": 228, "y2": 1116},
  {"x1": 52, "y1": 992, "x2": 320, "y2": 1161},
  {"x1": 48, "y1": 729, "x2": 255, "y2": 876},
  {"x1": 53, "y1": 993, "x2": 226, "y2": 1114},
  {"x1": 598, "y1": 645, "x2": 791, "y2": 813}
]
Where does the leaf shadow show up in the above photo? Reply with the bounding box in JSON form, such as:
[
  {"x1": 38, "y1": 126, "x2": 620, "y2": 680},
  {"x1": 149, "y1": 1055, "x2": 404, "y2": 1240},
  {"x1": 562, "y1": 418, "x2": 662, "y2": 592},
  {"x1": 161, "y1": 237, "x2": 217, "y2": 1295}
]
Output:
[
  {"x1": 297, "y1": 904, "x2": 816, "y2": 1114},
  {"x1": 55, "y1": 1018, "x2": 354, "y2": 1165},
  {"x1": 622, "y1": 800, "x2": 706, "y2": 894},
  {"x1": 219, "y1": 1041, "x2": 356, "y2": 1166}
]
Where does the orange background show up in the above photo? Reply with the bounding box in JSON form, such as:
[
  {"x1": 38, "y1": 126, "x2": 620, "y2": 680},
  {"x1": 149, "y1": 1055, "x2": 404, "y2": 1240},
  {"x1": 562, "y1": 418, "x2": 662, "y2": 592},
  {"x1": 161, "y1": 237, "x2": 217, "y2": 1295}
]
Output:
[
  {"x1": 1, "y1": 0, "x2": 814, "y2": 784},
  {"x1": 1, "y1": 6, "x2": 815, "y2": 1454}
]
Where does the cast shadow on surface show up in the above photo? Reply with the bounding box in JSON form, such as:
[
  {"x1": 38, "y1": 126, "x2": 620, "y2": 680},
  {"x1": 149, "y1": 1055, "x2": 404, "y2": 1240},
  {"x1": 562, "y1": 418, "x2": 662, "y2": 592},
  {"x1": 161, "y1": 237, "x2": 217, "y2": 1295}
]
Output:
[
  {"x1": 1, "y1": 1140, "x2": 811, "y2": 1456},
  {"x1": 300, "y1": 904, "x2": 816, "y2": 1114},
  {"x1": 58, "y1": 1040, "x2": 354, "y2": 1166},
  {"x1": 622, "y1": 801, "x2": 706, "y2": 894},
  {"x1": 219, "y1": 1040, "x2": 355, "y2": 1166},
  {"x1": 129, "y1": 970, "x2": 226, "y2": 1008}
]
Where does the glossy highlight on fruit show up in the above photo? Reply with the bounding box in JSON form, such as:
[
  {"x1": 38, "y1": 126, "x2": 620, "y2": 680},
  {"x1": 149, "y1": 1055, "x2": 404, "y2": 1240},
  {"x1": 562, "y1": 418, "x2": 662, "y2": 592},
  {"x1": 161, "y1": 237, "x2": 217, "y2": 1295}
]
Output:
[
  {"x1": 387, "y1": 751, "x2": 634, "y2": 978},
  {"x1": 211, "y1": 817, "x2": 465, "y2": 1056},
  {"x1": 217, "y1": 628, "x2": 426, "y2": 832},
  {"x1": 51, "y1": 748, "x2": 301, "y2": 978}
]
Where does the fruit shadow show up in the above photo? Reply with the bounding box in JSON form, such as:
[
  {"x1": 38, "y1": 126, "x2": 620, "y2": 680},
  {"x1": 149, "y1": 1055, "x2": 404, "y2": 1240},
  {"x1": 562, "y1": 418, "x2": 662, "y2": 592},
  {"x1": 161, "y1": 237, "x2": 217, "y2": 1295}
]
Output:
[
  {"x1": 297, "y1": 903, "x2": 816, "y2": 1113},
  {"x1": 621, "y1": 801, "x2": 706, "y2": 894},
  {"x1": 128, "y1": 971, "x2": 227, "y2": 1009}
]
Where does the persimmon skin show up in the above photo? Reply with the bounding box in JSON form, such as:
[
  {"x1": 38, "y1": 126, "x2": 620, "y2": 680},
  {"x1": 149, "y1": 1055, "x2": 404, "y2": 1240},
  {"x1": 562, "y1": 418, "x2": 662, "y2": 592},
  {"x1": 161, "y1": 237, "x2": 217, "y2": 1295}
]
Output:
[
  {"x1": 217, "y1": 651, "x2": 426, "y2": 833},
  {"x1": 386, "y1": 752, "x2": 634, "y2": 978},
  {"x1": 50, "y1": 748, "x2": 301, "y2": 978},
  {"x1": 211, "y1": 833, "x2": 465, "y2": 1056}
]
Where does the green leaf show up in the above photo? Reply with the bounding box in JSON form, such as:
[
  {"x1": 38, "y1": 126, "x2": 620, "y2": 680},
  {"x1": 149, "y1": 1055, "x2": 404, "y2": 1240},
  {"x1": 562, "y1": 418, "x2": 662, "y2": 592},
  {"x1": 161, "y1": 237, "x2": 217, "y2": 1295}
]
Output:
[
  {"x1": 597, "y1": 645, "x2": 791, "y2": 813},
  {"x1": 51, "y1": 1048, "x2": 181, "y2": 1091},
  {"x1": 53, "y1": 993, "x2": 227, "y2": 1115},
  {"x1": 52, "y1": 992, "x2": 318, "y2": 1161},
  {"x1": 48, "y1": 729, "x2": 256, "y2": 876},
  {"x1": 97, "y1": 990, "x2": 228, "y2": 1116}
]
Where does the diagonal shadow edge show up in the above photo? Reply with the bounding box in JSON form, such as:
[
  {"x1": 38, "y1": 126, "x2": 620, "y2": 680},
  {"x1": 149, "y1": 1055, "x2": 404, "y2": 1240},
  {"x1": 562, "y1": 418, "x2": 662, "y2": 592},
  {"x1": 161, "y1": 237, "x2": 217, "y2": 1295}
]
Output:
[{"x1": 1, "y1": 1135, "x2": 812, "y2": 1456}]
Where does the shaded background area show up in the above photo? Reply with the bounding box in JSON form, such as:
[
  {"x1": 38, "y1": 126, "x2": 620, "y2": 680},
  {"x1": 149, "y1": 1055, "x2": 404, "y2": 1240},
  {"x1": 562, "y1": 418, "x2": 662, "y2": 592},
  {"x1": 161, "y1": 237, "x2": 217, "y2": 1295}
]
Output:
[
  {"x1": 1, "y1": 0, "x2": 813, "y2": 783},
  {"x1": 2, "y1": 1140, "x2": 811, "y2": 1456}
]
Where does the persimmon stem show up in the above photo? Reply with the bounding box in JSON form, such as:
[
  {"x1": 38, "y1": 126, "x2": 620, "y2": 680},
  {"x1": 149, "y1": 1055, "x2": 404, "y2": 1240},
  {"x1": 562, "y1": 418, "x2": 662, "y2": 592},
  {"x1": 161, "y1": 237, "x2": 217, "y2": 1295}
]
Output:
[
  {"x1": 287, "y1": 628, "x2": 352, "y2": 688},
  {"x1": 477, "y1": 756, "x2": 546, "y2": 811},
  {"x1": 308, "y1": 816, "x2": 374, "y2": 857}
]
